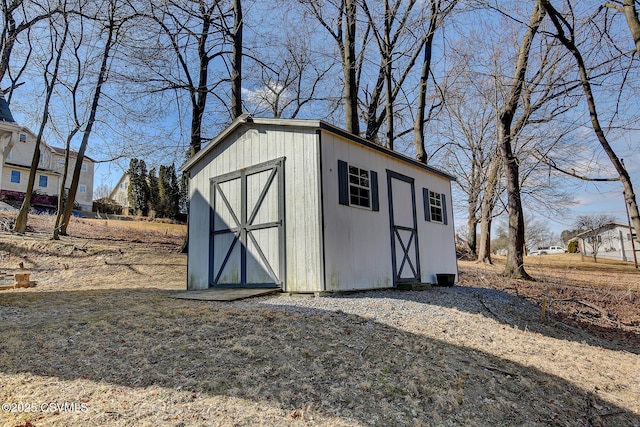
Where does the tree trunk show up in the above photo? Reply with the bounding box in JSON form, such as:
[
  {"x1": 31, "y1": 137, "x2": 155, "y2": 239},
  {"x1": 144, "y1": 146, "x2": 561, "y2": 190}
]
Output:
[
  {"x1": 343, "y1": 0, "x2": 359, "y2": 135},
  {"x1": 384, "y1": 0, "x2": 393, "y2": 150},
  {"x1": 623, "y1": 0, "x2": 640, "y2": 59},
  {"x1": 466, "y1": 216, "x2": 478, "y2": 257},
  {"x1": 497, "y1": 0, "x2": 545, "y2": 279},
  {"x1": 230, "y1": 0, "x2": 243, "y2": 119},
  {"x1": 544, "y1": 0, "x2": 640, "y2": 245},
  {"x1": 477, "y1": 147, "x2": 501, "y2": 263},
  {"x1": 53, "y1": 140, "x2": 73, "y2": 240},
  {"x1": 413, "y1": 0, "x2": 438, "y2": 163}
]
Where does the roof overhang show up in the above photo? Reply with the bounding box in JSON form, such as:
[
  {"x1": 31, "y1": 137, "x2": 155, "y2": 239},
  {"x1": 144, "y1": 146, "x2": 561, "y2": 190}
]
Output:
[{"x1": 4, "y1": 162, "x2": 62, "y2": 175}]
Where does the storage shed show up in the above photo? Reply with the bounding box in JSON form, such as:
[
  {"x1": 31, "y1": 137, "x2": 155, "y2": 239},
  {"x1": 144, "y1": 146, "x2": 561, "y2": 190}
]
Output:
[{"x1": 182, "y1": 115, "x2": 458, "y2": 292}]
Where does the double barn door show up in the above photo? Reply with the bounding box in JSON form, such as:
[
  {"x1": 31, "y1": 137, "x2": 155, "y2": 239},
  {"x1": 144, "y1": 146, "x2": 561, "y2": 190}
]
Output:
[{"x1": 209, "y1": 158, "x2": 284, "y2": 288}]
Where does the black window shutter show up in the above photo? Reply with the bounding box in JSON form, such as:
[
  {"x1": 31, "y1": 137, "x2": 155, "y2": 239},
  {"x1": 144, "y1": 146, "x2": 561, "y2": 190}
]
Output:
[
  {"x1": 423, "y1": 188, "x2": 431, "y2": 221},
  {"x1": 370, "y1": 170, "x2": 379, "y2": 211},
  {"x1": 338, "y1": 160, "x2": 349, "y2": 205},
  {"x1": 441, "y1": 193, "x2": 448, "y2": 225}
]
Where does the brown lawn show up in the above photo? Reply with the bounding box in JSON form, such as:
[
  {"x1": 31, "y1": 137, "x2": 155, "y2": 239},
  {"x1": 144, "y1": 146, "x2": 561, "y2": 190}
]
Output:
[{"x1": 0, "y1": 213, "x2": 638, "y2": 426}]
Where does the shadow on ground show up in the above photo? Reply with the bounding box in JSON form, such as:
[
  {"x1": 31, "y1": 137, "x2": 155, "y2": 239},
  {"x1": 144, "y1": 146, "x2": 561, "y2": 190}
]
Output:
[
  {"x1": 0, "y1": 288, "x2": 638, "y2": 426},
  {"x1": 317, "y1": 285, "x2": 640, "y2": 355}
]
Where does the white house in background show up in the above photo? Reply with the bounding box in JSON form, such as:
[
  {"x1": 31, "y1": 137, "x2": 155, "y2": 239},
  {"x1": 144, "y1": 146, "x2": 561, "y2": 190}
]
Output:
[
  {"x1": 108, "y1": 172, "x2": 130, "y2": 214},
  {"x1": 0, "y1": 97, "x2": 95, "y2": 211},
  {"x1": 575, "y1": 222, "x2": 638, "y2": 262},
  {"x1": 182, "y1": 114, "x2": 458, "y2": 293}
]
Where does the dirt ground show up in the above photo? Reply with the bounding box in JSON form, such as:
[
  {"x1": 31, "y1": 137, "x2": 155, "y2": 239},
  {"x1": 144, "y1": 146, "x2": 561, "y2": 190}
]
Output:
[{"x1": 0, "y1": 214, "x2": 638, "y2": 426}]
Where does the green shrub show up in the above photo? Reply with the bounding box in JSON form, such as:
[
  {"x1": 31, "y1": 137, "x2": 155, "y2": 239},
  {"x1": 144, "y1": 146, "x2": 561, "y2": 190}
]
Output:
[{"x1": 568, "y1": 240, "x2": 579, "y2": 253}]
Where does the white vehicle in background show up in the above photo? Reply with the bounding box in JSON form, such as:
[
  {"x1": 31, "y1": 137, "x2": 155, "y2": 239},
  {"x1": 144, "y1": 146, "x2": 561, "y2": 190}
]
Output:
[{"x1": 530, "y1": 246, "x2": 566, "y2": 255}]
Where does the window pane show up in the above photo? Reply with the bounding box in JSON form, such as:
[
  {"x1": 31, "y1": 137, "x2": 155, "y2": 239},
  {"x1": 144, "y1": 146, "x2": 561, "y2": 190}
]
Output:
[
  {"x1": 10, "y1": 170, "x2": 20, "y2": 183},
  {"x1": 349, "y1": 174, "x2": 359, "y2": 184},
  {"x1": 361, "y1": 190, "x2": 370, "y2": 206},
  {"x1": 39, "y1": 175, "x2": 47, "y2": 187},
  {"x1": 349, "y1": 166, "x2": 358, "y2": 175}
]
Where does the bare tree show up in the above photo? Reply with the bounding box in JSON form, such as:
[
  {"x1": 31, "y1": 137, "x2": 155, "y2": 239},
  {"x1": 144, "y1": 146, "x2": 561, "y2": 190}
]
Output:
[
  {"x1": 243, "y1": 33, "x2": 334, "y2": 118},
  {"x1": 359, "y1": 0, "x2": 456, "y2": 151},
  {"x1": 299, "y1": 0, "x2": 362, "y2": 135},
  {"x1": 413, "y1": 0, "x2": 457, "y2": 161},
  {"x1": 14, "y1": 7, "x2": 68, "y2": 233},
  {"x1": 543, "y1": 0, "x2": 640, "y2": 245},
  {"x1": 0, "y1": 0, "x2": 58, "y2": 86},
  {"x1": 133, "y1": 0, "x2": 241, "y2": 156},
  {"x1": 437, "y1": 54, "x2": 498, "y2": 258},
  {"x1": 58, "y1": 0, "x2": 130, "y2": 236},
  {"x1": 52, "y1": 14, "x2": 83, "y2": 240},
  {"x1": 497, "y1": 0, "x2": 546, "y2": 279},
  {"x1": 605, "y1": 0, "x2": 640, "y2": 58}
]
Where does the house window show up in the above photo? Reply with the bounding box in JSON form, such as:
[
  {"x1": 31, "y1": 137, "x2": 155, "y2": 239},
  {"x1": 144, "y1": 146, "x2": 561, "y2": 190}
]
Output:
[
  {"x1": 79, "y1": 184, "x2": 86, "y2": 193},
  {"x1": 10, "y1": 170, "x2": 20, "y2": 183},
  {"x1": 337, "y1": 160, "x2": 379, "y2": 211},
  {"x1": 39, "y1": 153, "x2": 44, "y2": 166},
  {"x1": 423, "y1": 188, "x2": 448, "y2": 225},
  {"x1": 39, "y1": 175, "x2": 48, "y2": 188},
  {"x1": 81, "y1": 163, "x2": 87, "y2": 172},
  {"x1": 19, "y1": 133, "x2": 26, "y2": 142},
  {"x1": 57, "y1": 159, "x2": 65, "y2": 166}
]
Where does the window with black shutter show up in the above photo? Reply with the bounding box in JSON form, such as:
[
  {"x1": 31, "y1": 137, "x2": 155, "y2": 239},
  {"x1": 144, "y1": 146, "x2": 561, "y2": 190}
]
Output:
[{"x1": 338, "y1": 160, "x2": 379, "y2": 211}]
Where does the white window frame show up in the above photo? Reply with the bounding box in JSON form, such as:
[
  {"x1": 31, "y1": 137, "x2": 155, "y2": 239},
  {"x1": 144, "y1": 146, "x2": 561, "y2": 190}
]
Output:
[
  {"x1": 81, "y1": 163, "x2": 87, "y2": 172},
  {"x1": 19, "y1": 133, "x2": 26, "y2": 142},
  {"x1": 348, "y1": 164, "x2": 371, "y2": 209},
  {"x1": 38, "y1": 175, "x2": 48, "y2": 188},
  {"x1": 79, "y1": 184, "x2": 87, "y2": 193},
  {"x1": 10, "y1": 170, "x2": 20, "y2": 183},
  {"x1": 429, "y1": 190, "x2": 444, "y2": 223}
]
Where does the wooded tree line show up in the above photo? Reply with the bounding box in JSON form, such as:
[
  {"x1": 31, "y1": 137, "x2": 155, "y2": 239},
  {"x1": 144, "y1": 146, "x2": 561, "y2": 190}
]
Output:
[
  {"x1": 2, "y1": 0, "x2": 639, "y2": 278},
  {"x1": 127, "y1": 158, "x2": 186, "y2": 219}
]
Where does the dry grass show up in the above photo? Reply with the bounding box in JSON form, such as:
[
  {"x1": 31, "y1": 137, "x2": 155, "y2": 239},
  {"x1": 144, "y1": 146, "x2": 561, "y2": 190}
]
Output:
[
  {"x1": 460, "y1": 255, "x2": 640, "y2": 348},
  {"x1": 0, "y1": 214, "x2": 638, "y2": 426}
]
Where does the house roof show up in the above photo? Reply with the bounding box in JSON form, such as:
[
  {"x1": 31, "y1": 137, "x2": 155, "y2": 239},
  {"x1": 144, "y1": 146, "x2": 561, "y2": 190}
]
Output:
[
  {"x1": 181, "y1": 114, "x2": 456, "y2": 181},
  {"x1": 49, "y1": 146, "x2": 95, "y2": 163},
  {"x1": 0, "y1": 96, "x2": 15, "y2": 123},
  {"x1": 574, "y1": 222, "x2": 635, "y2": 238}
]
